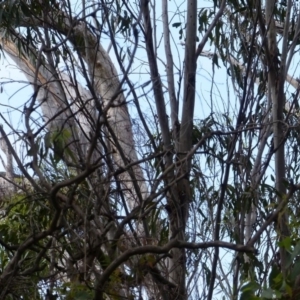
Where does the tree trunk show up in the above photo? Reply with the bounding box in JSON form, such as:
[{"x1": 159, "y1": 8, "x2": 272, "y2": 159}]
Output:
[{"x1": 265, "y1": 0, "x2": 290, "y2": 276}]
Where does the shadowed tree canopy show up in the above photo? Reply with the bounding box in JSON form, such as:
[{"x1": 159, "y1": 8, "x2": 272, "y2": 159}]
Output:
[{"x1": 0, "y1": 0, "x2": 299, "y2": 299}]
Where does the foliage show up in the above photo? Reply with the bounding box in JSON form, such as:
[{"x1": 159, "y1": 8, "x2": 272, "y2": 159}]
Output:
[{"x1": 0, "y1": 0, "x2": 299, "y2": 299}]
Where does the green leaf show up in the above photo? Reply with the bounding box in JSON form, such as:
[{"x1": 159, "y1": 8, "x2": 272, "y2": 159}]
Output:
[
  {"x1": 240, "y1": 291, "x2": 260, "y2": 300},
  {"x1": 241, "y1": 281, "x2": 260, "y2": 293},
  {"x1": 261, "y1": 288, "x2": 282, "y2": 299},
  {"x1": 172, "y1": 22, "x2": 181, "y2": 28},
  {"x1": 202, "y1": 263, "x2": 211, "y2": 286},
  {"x1": 27, "y1": 147, "x2": 34, "y2": 156},
  {"x1": 278, "y1": 236, "x2": 292, "y2": 250},
  {"x1": 212, "y1": 53, "x2": 220, "y2": 68},
  {"x1": 74, "y1": 291, "x2": 93, "y2": 299},
  {"x1": 269, "y1": 264, "x2": 281, "y2": 289},
  {"x1": 291, "y1": 259, "x2": 300, "y2": 283},
  {"x1": 291, "y1": 240, "x2": 300, "y2": 260},
  {"x1": 282, "y1": 280, "x2": 292, "y2": 297}
]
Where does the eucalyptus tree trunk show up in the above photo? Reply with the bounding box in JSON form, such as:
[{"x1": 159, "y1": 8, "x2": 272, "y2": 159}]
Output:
[
  {"x1": 141, "y1": 1, "x2": 179, "y2": 296},
  {"x1": 141, "y1": 0, "x2": 198, "y2": 297},
  {"x1": 265, "y1": 0, "x2": 290, "y2": 275},
  {"x1": 1, "y1": 6, "x2": 149, "y2": 300},
  {"x1": 174, "y1": 0, "x2": 197, "y2": 297},
  {"x1": 15, "y1": 9, "x2": 148, "y2": 209},
  {"x1": 0, "y1": 128, "x2": 14, "y2": 192}
]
